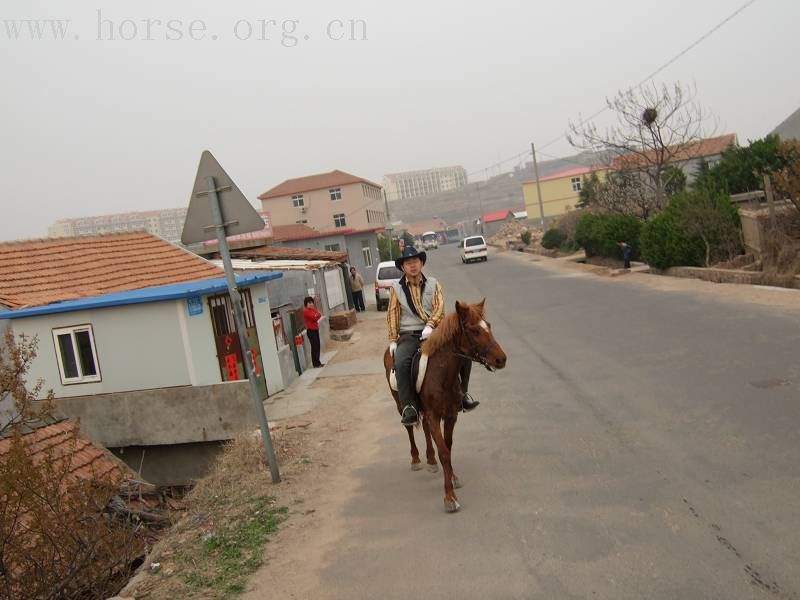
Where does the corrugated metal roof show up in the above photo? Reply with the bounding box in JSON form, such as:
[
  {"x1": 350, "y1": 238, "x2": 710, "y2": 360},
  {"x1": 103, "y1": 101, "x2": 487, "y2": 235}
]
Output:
[{"x1": 0, "y1": 272, "x2": 282, "y2": 320}]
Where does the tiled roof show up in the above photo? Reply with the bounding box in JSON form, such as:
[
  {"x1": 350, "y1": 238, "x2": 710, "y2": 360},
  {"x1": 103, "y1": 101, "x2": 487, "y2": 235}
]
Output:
[
  {"x1": 0, "y1": 419, "x2": 131, "y2": 486},
  {"x1": 0, "y1": 232, "x2": 224, "y2": 309},
  {"x1": 258, "y1": 170, "x2": 381, "y2": 200},
  {"x1": 611, "y1": 134, "x2": 737, "y2": 170},
  {"x1": 483, "y1": 209, "x2": 521, "y2": 223},
  {"x1": 232, "y1": 246, "x2": 348, "y2": 263}
]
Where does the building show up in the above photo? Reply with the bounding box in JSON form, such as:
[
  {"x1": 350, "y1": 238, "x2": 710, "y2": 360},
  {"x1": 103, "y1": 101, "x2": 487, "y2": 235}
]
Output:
[
  {"x1": 258, "y1": 170, "x2": 385, "y2": 232},
  {"x1": 383, "y1": 166, "x2": 468, "y2": 202},
  {"x1": 0, "y1": 232, "x2": 286, "y2": 485},
  {"x1": 482, "y1": 208, "x2": 526, "y2": 238},
  {"x1": 48, "y1": 208, "x2": 188, "y2": 243},
  {"x1": 523, "y1": 166, "x2": 608, "y2": 223}
]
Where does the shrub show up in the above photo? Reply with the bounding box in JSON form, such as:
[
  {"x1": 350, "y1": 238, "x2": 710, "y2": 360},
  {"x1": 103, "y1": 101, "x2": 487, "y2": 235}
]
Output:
[
  {"x1": 575, "y1": 213, "x2": 642, "y2": 259},
  {"x1": 640, "y1": 189, "x2": 741, "y2": 269},
  {"x1": 541, "y1": 228, "x2": 564, "y2": 249},
  {"x1": 520, "y1": 230, "x2": 532, "y2": 245},
  {"x1": 553, "y1": 210, "x2": 583, "y2": 244}
]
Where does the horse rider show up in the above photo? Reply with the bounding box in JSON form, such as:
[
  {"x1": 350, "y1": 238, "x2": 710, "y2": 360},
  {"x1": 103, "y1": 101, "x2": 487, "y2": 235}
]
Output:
[{"x1": 388, "y1": 246, "x2": 480, "y2": 425}]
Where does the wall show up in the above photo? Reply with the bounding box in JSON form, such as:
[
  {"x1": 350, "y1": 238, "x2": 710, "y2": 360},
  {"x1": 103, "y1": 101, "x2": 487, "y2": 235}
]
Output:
[
  {"x1": 523, "y1": 170, "x2": 608, "y2": 221},
  {"x1": 260, "y1": 182, "x2": 381, "y2": 231},
  {"x1": 55, "y1": 380, "x2": 258, "y2": 447},
  {"x1": 111, "y1": 440, "x2": 226, "y2": 487},
  {"x1": 10, "y1": 301, "x2": 191, "y2": 399},
  {"x1": 344, "y1": 232, "x2": 379, "y2": 283}
]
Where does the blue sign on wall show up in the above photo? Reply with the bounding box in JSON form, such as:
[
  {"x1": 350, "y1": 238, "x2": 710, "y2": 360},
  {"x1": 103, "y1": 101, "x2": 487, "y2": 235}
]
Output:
[{"x1": 187, "y1": 296, "x2": 203, "y2": 316}]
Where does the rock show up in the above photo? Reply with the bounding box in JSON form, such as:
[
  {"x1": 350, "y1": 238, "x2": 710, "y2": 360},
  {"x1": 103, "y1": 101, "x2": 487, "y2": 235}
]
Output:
[{"x1": 329, "y1": 328, "x2": 354, "y2": 342}]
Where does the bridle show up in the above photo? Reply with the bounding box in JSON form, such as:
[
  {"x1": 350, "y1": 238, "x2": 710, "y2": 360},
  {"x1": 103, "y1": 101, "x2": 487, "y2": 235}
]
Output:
[{"x1": 449, "y1": 350, "x2": 497, "y2": 372}]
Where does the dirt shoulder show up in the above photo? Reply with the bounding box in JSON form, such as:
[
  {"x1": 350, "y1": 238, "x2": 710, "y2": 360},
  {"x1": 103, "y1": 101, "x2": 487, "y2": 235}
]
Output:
[
  {"x1": 119, "y1": 312, "x2": 392, "y2": 600},
  {"x1": 495, "y1": 246, "x2": 800, "y2": 313}
]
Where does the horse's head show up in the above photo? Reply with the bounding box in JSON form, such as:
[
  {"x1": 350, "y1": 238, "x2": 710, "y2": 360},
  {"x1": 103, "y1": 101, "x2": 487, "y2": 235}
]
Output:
[{"x1": 455, "y1": 299, "x2": 507, "y2": 371}]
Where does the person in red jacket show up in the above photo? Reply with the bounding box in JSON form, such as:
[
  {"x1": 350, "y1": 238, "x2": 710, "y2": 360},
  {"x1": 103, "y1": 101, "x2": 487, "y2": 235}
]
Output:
[{"x1": 303, "y1": 297, "x2": 325, "y2": 368}]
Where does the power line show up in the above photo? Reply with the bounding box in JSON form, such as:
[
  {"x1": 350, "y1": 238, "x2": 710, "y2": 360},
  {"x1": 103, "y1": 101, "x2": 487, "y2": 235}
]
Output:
[{"x1": 467, "y1": 0, "x2": 758, "y2": 176}]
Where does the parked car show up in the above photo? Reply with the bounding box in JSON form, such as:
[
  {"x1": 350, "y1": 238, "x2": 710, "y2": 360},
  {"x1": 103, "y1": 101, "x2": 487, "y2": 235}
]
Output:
[
  {"x1": 422, "y1": 231, "x2": 439, "y2": 250},
  {"x1": 375, "y1": 261, "x2": 403, "y2": 310},
  {"x1": 461, "y1": 235, "x2": 488, "y2": 263}
]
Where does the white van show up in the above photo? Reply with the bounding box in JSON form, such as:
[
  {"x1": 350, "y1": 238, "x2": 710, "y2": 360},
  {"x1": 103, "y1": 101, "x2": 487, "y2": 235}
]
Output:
[
  {"x1": 461, "y1": 235, "x2": 488, "y2": 263},
  {"x1": 374, "y1": 261, "x2": 403, "y2": 311},
  {"x1": 422, "y1": 231, "x2": 439, "y2": 250}
]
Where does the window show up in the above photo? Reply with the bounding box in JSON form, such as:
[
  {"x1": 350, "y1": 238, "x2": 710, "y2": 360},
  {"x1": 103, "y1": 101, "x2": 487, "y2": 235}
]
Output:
[
  {"x1": 292, "y1": 194, "x2": 304, "y2": 207},
  {"x1": 324, "y1": 243, "x2": 341, "y2": 252},
  {"x1": 334, "y1": 213, "x2": 346, "y2": 228},
  {"x1": 329, "y1": 187, "x2": 342, "y2": 201},
  {"x1": 295, "y1": 218, "x2": 308, "y2": 224},
  {"x1": 571, "y1": 177, "x2": 582, "y2": 192},
  {"x1": 361, "y1": 239, "x2": 373, "y2": 267},
  {"x1": 52, "y1": 325, "x2": 101, "y2": 384}
]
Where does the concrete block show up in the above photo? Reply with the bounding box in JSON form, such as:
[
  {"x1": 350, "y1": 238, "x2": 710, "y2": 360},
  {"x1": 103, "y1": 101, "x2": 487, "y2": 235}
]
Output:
[{"x1": 329, "y1": 328, "x2": 354, "y2": 342}]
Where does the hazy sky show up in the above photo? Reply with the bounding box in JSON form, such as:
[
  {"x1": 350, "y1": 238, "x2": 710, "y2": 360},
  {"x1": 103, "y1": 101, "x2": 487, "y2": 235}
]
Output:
[{"x1": 2, "y1": 0, "x2": 799, "y2": 241}]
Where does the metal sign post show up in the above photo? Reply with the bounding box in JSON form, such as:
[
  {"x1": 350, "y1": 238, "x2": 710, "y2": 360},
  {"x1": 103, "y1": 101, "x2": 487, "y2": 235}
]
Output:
[{"x1": 182, "y1": 151, "x2": 280, "y2": 483}]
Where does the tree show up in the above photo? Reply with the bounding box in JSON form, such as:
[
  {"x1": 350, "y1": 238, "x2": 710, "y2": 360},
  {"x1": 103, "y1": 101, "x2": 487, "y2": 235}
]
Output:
[
  {"x1": 0, "y1": 331, "x2": 54, "y2": 437},
  {"x1": 568, "y1": 82, "x2": 711, "y2": 219},
  {"x1": 577, "y1": 172, "x2": 601, "y2": 208},
  {"x1": 695, "y1": 134, "x2": 786, "y2": 194},
  {"x1": 772, "y1": 139, "x2": 800, "y2": 214},
  {"x1": 377, "y1": 234, "x2": 400, "y2": 262},
  {"x1": 675, "y1": 189, "x2": 742, "y2": 267}
]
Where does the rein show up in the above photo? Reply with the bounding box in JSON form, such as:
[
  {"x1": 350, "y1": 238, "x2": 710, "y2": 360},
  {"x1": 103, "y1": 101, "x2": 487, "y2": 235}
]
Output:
[{"x1": 446, "y1": 350, "x2": 496, "y2": 372}]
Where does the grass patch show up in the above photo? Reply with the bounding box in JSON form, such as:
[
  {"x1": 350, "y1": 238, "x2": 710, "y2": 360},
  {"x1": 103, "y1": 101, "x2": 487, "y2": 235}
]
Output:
[{"x1": 179, "y1": 496, "x2": 288, "y2": 598}]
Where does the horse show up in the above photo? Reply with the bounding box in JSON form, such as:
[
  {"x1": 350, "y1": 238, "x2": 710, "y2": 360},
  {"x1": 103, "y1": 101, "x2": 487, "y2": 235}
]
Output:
[{"x1": 383, "y1": 299, "x2": 507, "y2": 512}]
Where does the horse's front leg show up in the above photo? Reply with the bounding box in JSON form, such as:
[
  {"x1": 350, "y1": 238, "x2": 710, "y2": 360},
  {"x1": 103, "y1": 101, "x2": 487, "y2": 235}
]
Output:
[
  {"x1": 443, "y1": 415, "x2": 461, "y2": 489},
  {"x1": 406, "y1": 425, "x2": 423, "y2": 471},
  {"x1": 422, "y1": 417, "x2": 438, "y2": 472},
  {"x1": 426, "y1": 413, "x2": 459, "y2": 513}
]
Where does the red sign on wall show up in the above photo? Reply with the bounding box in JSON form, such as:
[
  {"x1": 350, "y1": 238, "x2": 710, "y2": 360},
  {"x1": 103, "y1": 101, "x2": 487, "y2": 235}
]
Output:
[{"x1": 224, "y1": 353, "x2": 239, "y2": 380}]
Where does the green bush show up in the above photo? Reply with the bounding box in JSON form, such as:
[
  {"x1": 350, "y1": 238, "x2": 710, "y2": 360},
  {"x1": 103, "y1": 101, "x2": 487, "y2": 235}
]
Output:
[
  {"x1": 640, "y1": 211, "x2": 703, "y2": 269},
  {"x1": 641, "y1": 190, "x2": 741, "y2": 269},
  {"x1": 520, "y1": 230, "x2": 532, "y2": 245},
  {"x1": 541, "y1": 228, "x2": 565, "y2": 249},
  {"x1": 574, "y1": 213, "x2": 641, "y2": 259}
]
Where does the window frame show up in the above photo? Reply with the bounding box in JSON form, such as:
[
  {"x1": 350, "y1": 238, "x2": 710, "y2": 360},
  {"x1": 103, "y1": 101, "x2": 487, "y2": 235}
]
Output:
[
  {"x1": 324, "y1": 243, "x2": 341, "y2": 252},
  {"x1": 52, "y1": 324, "x2": 102, "y2": 385},
  {"x1": 333, "y1": 213, "x2": 347, "y2": 228},
  {"x1": 329, "y1": 187, "x2": 342, "y2": 201},
  {"x1": 291, "y1": 194, "x2": 305, "y2": 207},
  {"x1": 571, "y1": 176, "x2": 582, "y2": 192}
]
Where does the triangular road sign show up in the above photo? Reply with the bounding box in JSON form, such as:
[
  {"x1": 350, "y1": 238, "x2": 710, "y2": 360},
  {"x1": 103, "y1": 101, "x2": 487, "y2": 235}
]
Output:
[{"x1": 181, "y1": 150, "x2": 265, "y2": 245}]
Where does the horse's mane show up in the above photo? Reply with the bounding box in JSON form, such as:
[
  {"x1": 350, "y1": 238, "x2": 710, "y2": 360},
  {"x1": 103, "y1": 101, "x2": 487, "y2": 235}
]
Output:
[{"x1": 422, "y1": 312, "x2": 461, "y2": 357}]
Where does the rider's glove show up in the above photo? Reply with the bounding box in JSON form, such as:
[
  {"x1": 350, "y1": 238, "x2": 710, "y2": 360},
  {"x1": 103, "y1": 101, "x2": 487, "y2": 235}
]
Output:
[
  {"x1": 389, "y1": 342, "x2": 397, "y2": 357},
  {"x1": 421, "y1": 325, "x2": 433, "y2": 340}
]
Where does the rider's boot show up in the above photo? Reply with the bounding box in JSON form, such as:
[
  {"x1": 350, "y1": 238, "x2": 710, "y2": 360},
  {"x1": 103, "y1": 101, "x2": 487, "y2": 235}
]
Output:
[
  {"x1": 461, "y1": 392, "x2": 480, "y2": 412},
  {"x1": 401, "y1": 404, "x2": 419, "y2": 425}
]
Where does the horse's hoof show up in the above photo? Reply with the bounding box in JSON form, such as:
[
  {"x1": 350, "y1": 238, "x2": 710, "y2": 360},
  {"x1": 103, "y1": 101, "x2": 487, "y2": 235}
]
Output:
[
  {"x1": 427, "y1": 463, "x2": 439, "y2": 473},
  {"x1": 452, "y1": 476, "x2": 462, "y2": 489},
  {"x1": 411, "y1": 461, "x2": 423, "y2": 471},
  {"x1": 445, "y1": 499, "x2": 461, "y2": 513}
]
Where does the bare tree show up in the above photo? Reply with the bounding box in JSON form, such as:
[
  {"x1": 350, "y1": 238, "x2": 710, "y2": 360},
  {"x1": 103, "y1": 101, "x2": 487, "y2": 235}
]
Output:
[{"x1": 568, "y1": 82, "x2": 712, "y2": 219}]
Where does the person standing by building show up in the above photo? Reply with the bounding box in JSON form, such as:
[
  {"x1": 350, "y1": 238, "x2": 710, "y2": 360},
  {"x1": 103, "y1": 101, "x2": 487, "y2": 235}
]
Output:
[
  {"x1": 350, "y1": 266, "x2": 366, "y2": 312},
  {"x1": 303, "y1": 297, "x2": 325, "y2": 368}
]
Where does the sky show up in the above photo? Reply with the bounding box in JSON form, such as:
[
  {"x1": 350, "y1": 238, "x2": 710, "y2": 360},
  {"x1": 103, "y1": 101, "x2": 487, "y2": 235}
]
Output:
[{"x1": 1, "y1": 0, "x2": 799, "y2": 241}]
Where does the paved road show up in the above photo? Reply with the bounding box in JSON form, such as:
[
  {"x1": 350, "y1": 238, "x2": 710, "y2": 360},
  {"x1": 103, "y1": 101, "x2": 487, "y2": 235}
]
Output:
[{"x1": 320, "y1": 246, "x2": 800, "y2": 599}]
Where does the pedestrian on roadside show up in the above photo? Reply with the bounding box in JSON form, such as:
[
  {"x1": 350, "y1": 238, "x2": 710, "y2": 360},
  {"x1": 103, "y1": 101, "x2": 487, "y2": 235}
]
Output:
[
  {"x1": 350, "y1": 266, "x2": 366, "y2": 312},
  {"x1": 617, "y1": 240, "x2": 632, "y2": 270},
  {"x1": 303, "y1": 297, "x2": 325, "y2": 368}
]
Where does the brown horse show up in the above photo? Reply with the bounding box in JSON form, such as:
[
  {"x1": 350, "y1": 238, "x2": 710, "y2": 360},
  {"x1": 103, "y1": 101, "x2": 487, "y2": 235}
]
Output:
[{"x1": 383, "y1": 299, "x2": 507, "y2": 512}]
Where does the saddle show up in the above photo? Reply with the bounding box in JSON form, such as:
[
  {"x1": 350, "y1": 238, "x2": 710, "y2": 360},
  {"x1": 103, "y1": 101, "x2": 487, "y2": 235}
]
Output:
[{"x1": 389, "y1": 349, "x2": 429, "y2": 395}]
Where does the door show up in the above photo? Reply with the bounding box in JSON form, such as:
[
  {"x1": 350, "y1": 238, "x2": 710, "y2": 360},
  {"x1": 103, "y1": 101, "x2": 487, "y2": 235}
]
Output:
[{"x1": 208, "y1": 289, "x2": 268, "y2": 399}]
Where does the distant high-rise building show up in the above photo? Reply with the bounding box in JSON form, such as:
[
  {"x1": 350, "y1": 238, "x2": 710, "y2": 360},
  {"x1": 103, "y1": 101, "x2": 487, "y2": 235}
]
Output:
[
  {"x1": 48, "y1": 208, "x2": 188, "y2": 242},
  {"x1": 383, "y1": 166, "x2": 468, "y2": 202}
]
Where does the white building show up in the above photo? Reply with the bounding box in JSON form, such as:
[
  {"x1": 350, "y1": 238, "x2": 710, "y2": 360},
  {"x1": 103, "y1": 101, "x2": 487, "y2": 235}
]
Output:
[
  {"x1": 48, "y1": 207, "x2": 189, "y2": 242},
  {"x1": 383, "y1": 166, "x2": 468, "y2": 202}
]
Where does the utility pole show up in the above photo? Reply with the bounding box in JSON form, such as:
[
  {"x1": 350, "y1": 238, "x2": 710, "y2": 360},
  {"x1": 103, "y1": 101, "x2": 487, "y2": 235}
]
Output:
[
  {"x1": 531, "y1": 142, "x2": 546, "y2": 229},
  {"x1": 477, "y1": 169, "x2": 486, "y2": 235},
  {"x1": 382, "y1": 187, "x2": 394, "y2": 259}
]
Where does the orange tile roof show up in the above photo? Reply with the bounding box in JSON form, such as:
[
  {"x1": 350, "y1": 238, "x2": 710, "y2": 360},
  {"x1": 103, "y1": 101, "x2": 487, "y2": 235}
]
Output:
[
  {"x1": 258, "y1": 170, "x2": 381, "y2": 200},
  {"x1": 271, "y1": 223, "x2": 322, "y2": 241},
  {"x1": 0, "y1": 232, "x2": 224, "y2": 309},
  {"x1": 0, "y1": 420, "x2": 131, "y2": 486},
  {"x1": 611, "y1": 134, "x2": 737, "y2": 170}
]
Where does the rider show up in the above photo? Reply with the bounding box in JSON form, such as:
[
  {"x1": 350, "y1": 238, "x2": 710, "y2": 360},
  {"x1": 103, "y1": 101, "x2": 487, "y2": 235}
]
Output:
[{"x1": 388, "y1": 246, "x2": 480, "y2": 425}]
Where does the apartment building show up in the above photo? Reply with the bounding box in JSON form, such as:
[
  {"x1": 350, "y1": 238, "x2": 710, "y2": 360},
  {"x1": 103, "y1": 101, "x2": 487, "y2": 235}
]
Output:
[
  {"x1": 383, "y1": 165, "x2": 468, "y2": 202},
  {"x1": 48, "y1": 208, "x2": 188, "y2": 242}
]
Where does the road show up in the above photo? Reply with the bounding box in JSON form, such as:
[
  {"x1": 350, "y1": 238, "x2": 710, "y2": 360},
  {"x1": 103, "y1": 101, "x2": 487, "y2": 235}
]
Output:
[{"x1": 279, "y1": 245, "x2": 800, "y2": 599}]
